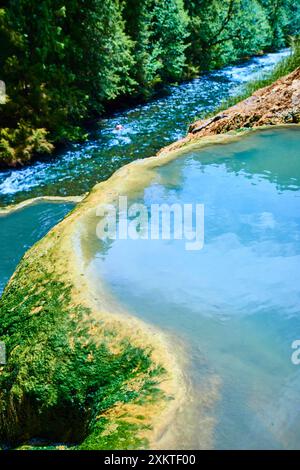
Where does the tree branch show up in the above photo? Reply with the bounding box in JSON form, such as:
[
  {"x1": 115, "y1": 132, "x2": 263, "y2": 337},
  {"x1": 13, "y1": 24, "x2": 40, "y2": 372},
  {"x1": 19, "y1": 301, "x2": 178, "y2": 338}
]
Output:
[{"x1": 208, "y1": 0, "x2": 236, "y2": 46}]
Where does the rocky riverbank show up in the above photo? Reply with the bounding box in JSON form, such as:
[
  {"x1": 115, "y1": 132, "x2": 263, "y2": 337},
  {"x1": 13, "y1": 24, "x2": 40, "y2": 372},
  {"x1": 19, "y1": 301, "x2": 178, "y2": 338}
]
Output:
[
  {"x1": 157, "y1": 67, "x2": 300, "y2": 158},
  {"x1": 190, "y1": 67, "x2": 300, "y2": 133}
]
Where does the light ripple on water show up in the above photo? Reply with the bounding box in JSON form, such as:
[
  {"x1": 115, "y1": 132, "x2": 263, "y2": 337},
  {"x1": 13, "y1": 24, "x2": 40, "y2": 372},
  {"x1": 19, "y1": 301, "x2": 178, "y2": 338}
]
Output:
[{"x1": 83, "y1": 128, "x2": 300, "y2": 449}]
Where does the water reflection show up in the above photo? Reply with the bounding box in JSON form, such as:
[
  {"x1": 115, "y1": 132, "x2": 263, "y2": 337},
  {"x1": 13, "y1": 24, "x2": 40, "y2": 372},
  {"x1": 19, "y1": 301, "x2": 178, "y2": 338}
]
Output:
[{"x1": 82, "y1": 127, "x2": 300, "y2": 449}]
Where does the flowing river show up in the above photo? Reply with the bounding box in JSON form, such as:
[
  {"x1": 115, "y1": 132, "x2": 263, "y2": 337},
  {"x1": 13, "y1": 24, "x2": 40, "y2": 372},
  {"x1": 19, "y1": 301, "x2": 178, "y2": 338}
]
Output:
[
  {"x1": 0, "y1": 49, "x2": 290, "y2": 293},
  {"x1": 0, "y1": 48, "x2": 298, "y2": 449},
  {"x1": 0, "y1": 49, "x2": 290, "y2": 205}
]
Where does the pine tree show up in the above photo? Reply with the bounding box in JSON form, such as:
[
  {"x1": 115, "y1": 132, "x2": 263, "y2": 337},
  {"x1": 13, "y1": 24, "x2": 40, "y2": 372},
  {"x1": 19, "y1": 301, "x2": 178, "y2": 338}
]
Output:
[
  {"x1": 123, "y1": 0, "x2": 162, "y2": 93},
  {"x1": 0, "y1": 0, "x2": 134, "y2": 162},
  {"x1": 123, "y1": 0, "x2": 188, "y2": 95},
  {"x1": 152, "y1": 0, "x2": 188, "y2": 81},
  {"x1": 185, "y1": 0, "x2": 272, "y2": 70},
  {"x1": 259, "y1": 0, "x2": 300, "y2": 49},
  {"x1": 1, "y1": 0, "x2": 299, "y2": 164}
]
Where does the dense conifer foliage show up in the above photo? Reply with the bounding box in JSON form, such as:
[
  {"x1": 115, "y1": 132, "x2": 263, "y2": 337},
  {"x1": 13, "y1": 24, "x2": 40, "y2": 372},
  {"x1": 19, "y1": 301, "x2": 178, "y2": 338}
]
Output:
[{"x1": 0, "y1": 0, "x2": 299, "y2": 165}]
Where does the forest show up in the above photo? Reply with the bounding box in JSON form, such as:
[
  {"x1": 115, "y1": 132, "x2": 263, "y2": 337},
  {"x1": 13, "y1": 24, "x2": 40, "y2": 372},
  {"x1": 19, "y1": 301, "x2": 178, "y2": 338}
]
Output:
[{"x1": 0, "y1": 0, "x2": 300, "y2": 166}]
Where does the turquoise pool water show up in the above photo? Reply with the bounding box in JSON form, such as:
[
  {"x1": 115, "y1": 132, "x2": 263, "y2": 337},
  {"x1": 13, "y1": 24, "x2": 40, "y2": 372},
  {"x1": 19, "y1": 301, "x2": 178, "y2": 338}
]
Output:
[
  {"x1": 0, "y1": 201, "x2": 75, "y2": 293},
  {"x1": 0, "y1": 49, "x2": 289, "y2": 301},
  {"x1": 85, "y1": 128, "x2": 300, "y2": 449}
]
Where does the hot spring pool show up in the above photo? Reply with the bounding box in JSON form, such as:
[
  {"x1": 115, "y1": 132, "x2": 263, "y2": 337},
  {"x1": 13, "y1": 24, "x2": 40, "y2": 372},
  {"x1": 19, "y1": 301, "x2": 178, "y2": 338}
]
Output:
[{"x1": 83, "y1": 127, "x2": 300, "y2": 449}]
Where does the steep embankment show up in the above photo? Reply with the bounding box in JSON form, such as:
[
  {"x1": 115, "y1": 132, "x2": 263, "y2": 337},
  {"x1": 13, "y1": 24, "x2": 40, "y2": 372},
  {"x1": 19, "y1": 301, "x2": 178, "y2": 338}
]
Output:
[
  {"x1": 190, "y1": 67, "x2": 300, "y2": 134},
  {"x1": 0, "y1": 67, "x2": 299, "y2": 450},
  {"x1": 159, "y1": 67, "x2": 300, "y2": 156}
]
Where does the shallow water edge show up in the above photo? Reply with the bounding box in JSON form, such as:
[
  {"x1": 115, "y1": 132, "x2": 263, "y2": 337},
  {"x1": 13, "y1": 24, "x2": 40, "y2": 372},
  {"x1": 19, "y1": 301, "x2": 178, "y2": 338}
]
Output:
[
  {"x1": 67, "y1": 124, "x2": 300, "y2": 448},
  {"x1": 1, "y1": 124, "x2": 299, "y2": 449}
]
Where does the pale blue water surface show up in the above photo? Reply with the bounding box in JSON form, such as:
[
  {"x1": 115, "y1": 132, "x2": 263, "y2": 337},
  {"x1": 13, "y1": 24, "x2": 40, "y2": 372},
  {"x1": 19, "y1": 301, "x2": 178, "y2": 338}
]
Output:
[
  {"x1": 85, "y1": 128, "x2": 300, "y2": 449},
  {"x1": 0, "y1": 49, "x2": 289, "y2": 294},
  {"x1": 0, "y1": 202, "x2": 75, "y2": 293}
]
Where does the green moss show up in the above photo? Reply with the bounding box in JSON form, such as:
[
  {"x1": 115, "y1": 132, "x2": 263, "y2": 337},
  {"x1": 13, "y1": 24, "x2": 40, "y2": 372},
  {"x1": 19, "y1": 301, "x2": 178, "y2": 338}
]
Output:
[
  {"x1": 0, "y1": 252, "x2": 165, "y2": 449},
  {"x1": 79, "y1": 418, "x2": 149, "y2": 450}
]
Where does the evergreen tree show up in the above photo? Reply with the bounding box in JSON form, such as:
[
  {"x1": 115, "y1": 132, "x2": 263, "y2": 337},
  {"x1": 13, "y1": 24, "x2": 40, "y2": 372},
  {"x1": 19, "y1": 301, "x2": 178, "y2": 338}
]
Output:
[
  {"x1": 0, "y1": 0, "x2": 133, "y2": 163},
  {"x1": 123, "y1": 0, "x2": 188, "y2": 95},
  {"x1": 152, "y1": 0, "x2": 188, "y2": 81},
  {"x1": 259, "y1": 0, "x2": 300, "y2": 48},
  {"x1": 123, "y1": 0, "x2": 162, "y2": 93},
  {"x1": 185, "y1": 0, "x2": 272, "y2": 70},
  {"x1": 0, "y1": 0, "x2": 299, "y2": 164}
]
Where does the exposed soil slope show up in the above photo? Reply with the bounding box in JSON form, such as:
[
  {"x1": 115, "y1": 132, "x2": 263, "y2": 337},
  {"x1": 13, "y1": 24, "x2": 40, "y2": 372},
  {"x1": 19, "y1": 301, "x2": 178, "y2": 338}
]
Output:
[{"x1": 158, "y1": 67, "x2": 300, "y2": 157}]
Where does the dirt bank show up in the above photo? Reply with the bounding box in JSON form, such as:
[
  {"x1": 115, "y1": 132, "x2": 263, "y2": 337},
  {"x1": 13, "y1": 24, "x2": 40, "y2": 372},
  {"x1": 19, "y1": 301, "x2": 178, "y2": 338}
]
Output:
[{"x1": 158, "y1": 67, "x2": 300, "y2": 157}]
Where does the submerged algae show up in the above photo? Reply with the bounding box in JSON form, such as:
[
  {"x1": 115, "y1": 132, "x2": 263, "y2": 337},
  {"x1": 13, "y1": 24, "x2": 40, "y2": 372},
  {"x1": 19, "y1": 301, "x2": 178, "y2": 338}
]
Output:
[{"x1": 0, "y1": 236, "x2": 167, "y2": 449}]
